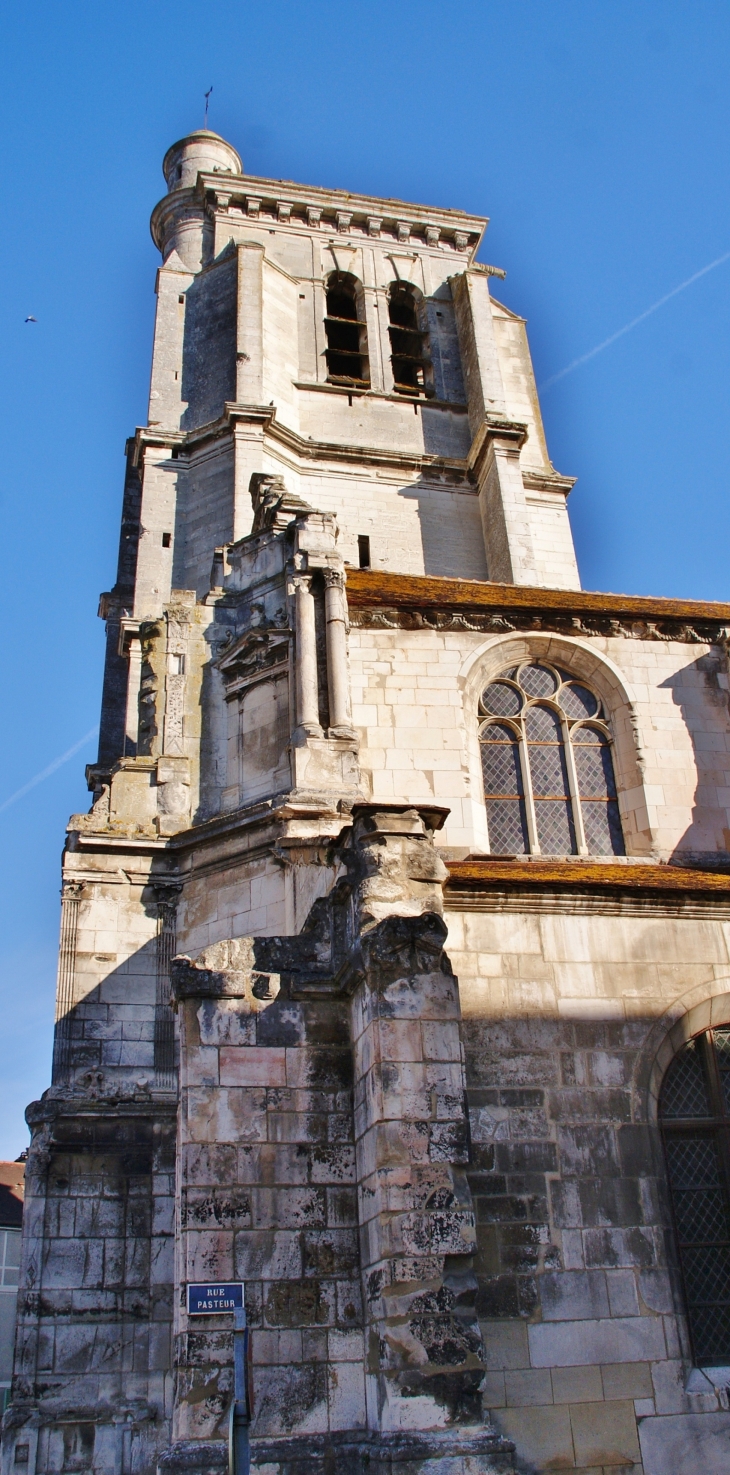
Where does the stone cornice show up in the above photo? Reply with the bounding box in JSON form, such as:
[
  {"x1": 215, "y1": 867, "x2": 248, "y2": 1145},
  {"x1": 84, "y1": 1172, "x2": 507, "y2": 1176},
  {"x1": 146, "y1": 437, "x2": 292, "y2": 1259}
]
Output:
[
  {"x1": 345, "y1": 569, "x2": 730, "y2": 643},
  {"x1": 131, "y1": 425, "x2": 185, "y2": 467},
  {"x1": 193, "y1": 171, "x2": 487, "y2": 259},
  {"x1": 443, "y1": 858, "x2": 730, "y2": 918},
  {"x1": 523, "y1": 469, "x2": 577, "y2": 497},
  {"x1": 149, "y1": 404, "x2": 470, "y2": 480},
  {"x1": 467, "y1": 417, "x2": 528, "y2": 478}
]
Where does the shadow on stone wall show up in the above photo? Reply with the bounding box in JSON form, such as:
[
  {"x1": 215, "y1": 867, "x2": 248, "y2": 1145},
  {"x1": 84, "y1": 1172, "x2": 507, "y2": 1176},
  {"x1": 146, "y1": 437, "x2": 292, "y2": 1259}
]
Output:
[{"x1": 662, "y1": 651, "x2": 730, "y2": 866}]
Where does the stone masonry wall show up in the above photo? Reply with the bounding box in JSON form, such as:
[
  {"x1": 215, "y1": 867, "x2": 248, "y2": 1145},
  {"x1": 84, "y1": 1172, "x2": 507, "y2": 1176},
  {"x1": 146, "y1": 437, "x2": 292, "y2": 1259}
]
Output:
[
  {"x1": 171, "y1": 941, "x2": 364, "y2": 1445},
  {"x1": 448, "y1": 900, "x2": 730, "y2": 1474},
  {"x1": 348, "y1": 625, "x2": 730, "y2": 864}
]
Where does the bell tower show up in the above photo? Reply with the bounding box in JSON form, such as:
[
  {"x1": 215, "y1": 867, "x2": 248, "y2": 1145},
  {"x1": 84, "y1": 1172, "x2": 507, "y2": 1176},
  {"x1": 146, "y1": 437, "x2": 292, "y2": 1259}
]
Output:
[{"x1": 6, "y1": 128, "x2": 597, "y2": 1475}]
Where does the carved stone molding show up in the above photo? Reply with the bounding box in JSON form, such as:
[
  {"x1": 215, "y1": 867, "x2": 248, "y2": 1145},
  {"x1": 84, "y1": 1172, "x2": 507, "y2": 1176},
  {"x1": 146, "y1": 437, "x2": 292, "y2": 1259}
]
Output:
[{"x1": 349, "y1": 604, "x2": 727, "y2": 645}]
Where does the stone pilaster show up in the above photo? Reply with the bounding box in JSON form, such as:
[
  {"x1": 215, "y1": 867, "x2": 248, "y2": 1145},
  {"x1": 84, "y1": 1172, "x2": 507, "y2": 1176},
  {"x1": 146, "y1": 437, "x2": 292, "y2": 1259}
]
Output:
[
  {"x1": 236, "y1": 243, "x2": 265, "y2": 405},
  {"x1": 154, "y1": 886, "x2": 181, "y2": 1088},
  {"x1": 468, "y1": 420, "x2": 537, "y2": 586},
  {"x1": 51, "y1": 881, "x2": 83, "y2": 1085},
  {"x1": 323, "y1": 569, "x2": 354, "y2": 739},
  {"x1": 291, "y1": 574, "x2": 323, "y2": 739}
]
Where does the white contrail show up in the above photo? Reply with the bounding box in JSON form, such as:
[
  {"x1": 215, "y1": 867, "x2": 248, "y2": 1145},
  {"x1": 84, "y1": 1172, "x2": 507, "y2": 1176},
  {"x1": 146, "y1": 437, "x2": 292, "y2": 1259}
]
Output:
[
  {"x1": 0, "y1": 727, "x2": 99, "y2": 817},
  {"x1": 539, "y1": 249, "x2": 730, "y2": 392}
]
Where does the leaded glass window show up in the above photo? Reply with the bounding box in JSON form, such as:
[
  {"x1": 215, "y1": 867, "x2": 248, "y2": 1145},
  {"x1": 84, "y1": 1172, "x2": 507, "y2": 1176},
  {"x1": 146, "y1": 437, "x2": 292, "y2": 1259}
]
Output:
[
  {"x1": 478, "y1": 661, "x2": 625, "y2": 856},
  {"x1": 660, "y1": 1029, "x2": 730, "y2": 1365}
]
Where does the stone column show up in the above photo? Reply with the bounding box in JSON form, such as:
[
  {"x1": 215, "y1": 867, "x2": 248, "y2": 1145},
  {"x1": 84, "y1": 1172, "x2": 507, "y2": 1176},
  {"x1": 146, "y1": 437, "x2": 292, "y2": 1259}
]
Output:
[
  {"x1": 323, "y1": 569, "x2": 354, "y2": 737},
  {"x1": 293, "y1": 575, "x2": 322, "y2": 738},
  {"x1": 52, "y1": 881, "x2": 83, "y2": 1083},
  {"x1": 154, "y1": 887, "x2": 180, "y2": 1088},
  {"x1": 124, "y1": 635, "x2": 142, "y2": 756}
]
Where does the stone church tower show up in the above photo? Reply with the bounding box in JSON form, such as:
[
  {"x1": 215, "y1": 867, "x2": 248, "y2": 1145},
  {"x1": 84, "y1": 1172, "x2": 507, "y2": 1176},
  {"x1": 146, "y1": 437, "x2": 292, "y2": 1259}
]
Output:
[{"x1": 5, "y1": 129, "x2": 730, "y2": 1475}]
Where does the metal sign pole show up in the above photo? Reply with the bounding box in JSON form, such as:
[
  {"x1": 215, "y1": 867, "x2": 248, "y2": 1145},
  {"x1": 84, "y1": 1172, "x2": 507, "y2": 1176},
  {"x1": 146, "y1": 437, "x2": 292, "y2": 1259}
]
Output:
[{"x1": 229, "y1": 1304, "x2": 250, "y2": 1475}]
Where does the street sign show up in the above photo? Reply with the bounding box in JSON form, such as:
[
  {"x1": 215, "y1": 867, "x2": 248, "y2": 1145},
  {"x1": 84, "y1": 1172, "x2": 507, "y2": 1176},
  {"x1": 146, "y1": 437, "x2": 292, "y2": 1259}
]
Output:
[{"x1": 187, "y1": 1283, "x2": 244, "y2": 1315}]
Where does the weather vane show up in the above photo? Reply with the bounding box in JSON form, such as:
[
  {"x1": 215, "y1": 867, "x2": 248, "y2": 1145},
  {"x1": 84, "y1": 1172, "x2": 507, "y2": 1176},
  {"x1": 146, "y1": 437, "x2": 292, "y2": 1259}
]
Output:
[{"x1": 204, "y1": 87, "x2": 213, "y2": 129}]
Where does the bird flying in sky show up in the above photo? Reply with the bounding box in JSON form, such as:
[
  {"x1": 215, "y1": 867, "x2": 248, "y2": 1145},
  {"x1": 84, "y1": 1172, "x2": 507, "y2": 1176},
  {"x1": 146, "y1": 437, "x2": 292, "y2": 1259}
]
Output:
[{"x1": 25, "y1": 315, "x2": 37, "y2": 323}]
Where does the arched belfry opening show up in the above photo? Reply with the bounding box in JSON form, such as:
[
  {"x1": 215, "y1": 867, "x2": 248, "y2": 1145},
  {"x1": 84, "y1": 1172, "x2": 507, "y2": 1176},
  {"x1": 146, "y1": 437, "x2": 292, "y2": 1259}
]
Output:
[
  {"x1": 387, "y1": 280, "x2": 432, "y2": 396},
  {"x1": 324, "y1": 272, "x2": 370, "y2": 386}
]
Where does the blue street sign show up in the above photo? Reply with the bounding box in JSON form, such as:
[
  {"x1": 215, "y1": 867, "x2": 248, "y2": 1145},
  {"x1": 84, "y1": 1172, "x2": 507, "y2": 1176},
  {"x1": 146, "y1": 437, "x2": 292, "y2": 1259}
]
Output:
[{"x1": 187, "y1": 1283, "x2": 244, "y2": 1315}]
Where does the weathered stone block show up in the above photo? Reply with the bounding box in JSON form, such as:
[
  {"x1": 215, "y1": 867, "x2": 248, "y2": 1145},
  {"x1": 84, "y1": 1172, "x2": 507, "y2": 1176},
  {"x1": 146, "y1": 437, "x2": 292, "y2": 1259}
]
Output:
[
  {"x1": 569, "y1": 1398, "x2": 641, "y2": 1466},
  {"x1": 529, "y1": 1316, "x2": 666, "y2": 1368},
  {"x1": 539, "y1": 1271, "x2": 610, "y2": 1322},
  {"x1": 639, "y1": 1411, "x2": 730, "y2": 1475},
  {"x1": 492, "y1": 1406, "x2": 574, "y2": 1470}
]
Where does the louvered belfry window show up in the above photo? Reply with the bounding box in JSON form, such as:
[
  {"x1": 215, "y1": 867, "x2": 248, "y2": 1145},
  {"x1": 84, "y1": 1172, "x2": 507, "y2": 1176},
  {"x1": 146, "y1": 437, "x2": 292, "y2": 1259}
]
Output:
[
  {"x1": 388, "y1": 283, "x2": 432, "y2": 396},
  {"x1": 324, "y1": 274, "x2": 369, "y2": 386},
  {"x1": 660, "y1": 1029, "x2": 730, "y2": 1365},
  {"x1": 478, "y1": 661, "x2": 625, "y2": 856}
]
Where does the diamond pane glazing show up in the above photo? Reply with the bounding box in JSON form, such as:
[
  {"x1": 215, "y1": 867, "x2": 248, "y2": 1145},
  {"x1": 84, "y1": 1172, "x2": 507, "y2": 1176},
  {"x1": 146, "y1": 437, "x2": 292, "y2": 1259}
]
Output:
[
  {"x1": 660, "y1": 1042, "x2": 711, "y2": 1119},
  {"x1": 530, "y1": 743, "x2": 569, "y2": 796},
  {"x1": 573, "y1": 731, "x2": 617, "y2": 798},
  {"x1": 713, "y1": 1030, "x2": 730, "y2": 1116},
  {"x1": 581, "y1": 799, "x2": 625, "y2": 856},
  {"x1": 525, "y1": 704, "x2": 564, "y2": 748},
  {"x1": 674, "y1": 1187, "x2": 729, "y2": 1243},
  {"x1": 519, "y1": 663, "x2": 557, "y2": 697},
  {"x1": 689, "y1": 1303, "x2": 730, "y2": 1362},
  {"x1": 665, "y1": 1135, "x2": 719, "y2": 1189},
  {"x1": 485, "y1": 799, "x2": 529, "y2": 854},
  {"x1": 482, "y1": 681, "x2": 522, "y2": 717},
  {"x1": 560, "y1": 682, "x2": 599, "y2": 719},
  {"x1": 534, "y1": 799, "x2": 575, "y2": 853},
  {"x1": 481, "y1": 725, "x2": 524, "y2": 793},
  {"x1": 683, "y1": 1244, "x2": 730, "y2": 1302},
  {"x1": 481, "y1": 724, "x2": 529, "y2": 854},
  {"x1": 714, "y1": 1029, "x2": 730, "y2": 1064}
]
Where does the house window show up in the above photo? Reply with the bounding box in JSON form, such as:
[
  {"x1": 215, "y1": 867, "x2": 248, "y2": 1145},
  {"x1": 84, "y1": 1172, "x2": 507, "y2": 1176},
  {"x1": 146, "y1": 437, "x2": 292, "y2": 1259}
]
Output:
[
  {"x1": 388, "y1": 283, "x2": 432, "y2": 396},
  {"x1": 478, "y1": 660, "x2": 624, "y2": 856},
  {"x1": 660, "y1": 1028, "x2": 730, "y2": 1365},
  {"x1": 324, "y1": 274, "x2": 369, "y2": 386}
]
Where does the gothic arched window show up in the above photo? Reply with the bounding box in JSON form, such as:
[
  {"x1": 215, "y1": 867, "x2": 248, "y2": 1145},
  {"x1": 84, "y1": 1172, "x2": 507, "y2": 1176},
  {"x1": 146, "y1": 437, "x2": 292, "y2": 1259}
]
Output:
[
  {"x1": 660, "y1": 1028, "x2": 730, "y2": 1365},
  {"x1": 387, "y1": 282, "x2": 432, "y2": 397},
  {"x1": 324, "y1": 274, "x2": 369, "y2": 386},
  {"x1": 478, "y1": 660, "x2": 625, "y2": 856}
]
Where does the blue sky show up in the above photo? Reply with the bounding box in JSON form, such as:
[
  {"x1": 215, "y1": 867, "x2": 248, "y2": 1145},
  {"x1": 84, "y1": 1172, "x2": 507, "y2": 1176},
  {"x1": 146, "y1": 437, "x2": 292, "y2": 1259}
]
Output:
[{"x1": 1, "y1": 0, "x2": 729, "y2": 1156}]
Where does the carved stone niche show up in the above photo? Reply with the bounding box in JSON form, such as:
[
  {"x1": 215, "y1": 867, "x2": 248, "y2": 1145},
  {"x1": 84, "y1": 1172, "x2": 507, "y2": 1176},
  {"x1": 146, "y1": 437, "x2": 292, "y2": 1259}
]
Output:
[{"x1": 216, "y1": 625, "x2": 291, "y2": 698}]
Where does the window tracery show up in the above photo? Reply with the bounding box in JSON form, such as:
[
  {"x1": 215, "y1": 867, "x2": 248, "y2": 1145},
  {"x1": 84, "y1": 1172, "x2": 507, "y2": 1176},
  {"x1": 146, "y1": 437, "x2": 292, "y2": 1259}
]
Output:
[
  {"x1": 478, "y1": 660, "x2": 625, "y2": 855},
  {"x1": 660, "y1": 1027, "x2": 730, "y2": 1365}
]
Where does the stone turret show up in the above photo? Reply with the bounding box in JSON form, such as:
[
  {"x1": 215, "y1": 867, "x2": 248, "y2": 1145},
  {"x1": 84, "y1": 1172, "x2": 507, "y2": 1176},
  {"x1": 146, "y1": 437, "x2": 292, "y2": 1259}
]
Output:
[{"x1": 151, "y1": 128, "x2": 243, "y2": 272}]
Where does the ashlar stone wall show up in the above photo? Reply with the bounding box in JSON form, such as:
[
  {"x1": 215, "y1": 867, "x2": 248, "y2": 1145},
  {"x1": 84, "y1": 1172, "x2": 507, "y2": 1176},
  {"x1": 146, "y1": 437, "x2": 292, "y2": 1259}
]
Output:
[
  {"x1": 449, "y1": 898, "x2": 730, "y2": 1474},
  {"x1": 348, "y1": 624, "x2": 730, "y2": 865}
]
